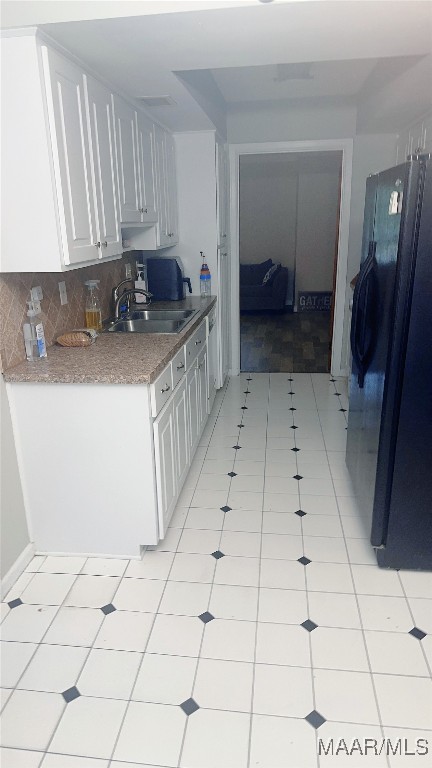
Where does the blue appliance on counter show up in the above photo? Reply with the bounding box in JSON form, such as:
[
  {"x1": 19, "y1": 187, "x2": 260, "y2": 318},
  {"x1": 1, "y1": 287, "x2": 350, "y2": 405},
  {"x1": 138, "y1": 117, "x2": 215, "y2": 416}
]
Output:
[{"x1": 147, "y1": 258, "x2": 192, "y2": 301}]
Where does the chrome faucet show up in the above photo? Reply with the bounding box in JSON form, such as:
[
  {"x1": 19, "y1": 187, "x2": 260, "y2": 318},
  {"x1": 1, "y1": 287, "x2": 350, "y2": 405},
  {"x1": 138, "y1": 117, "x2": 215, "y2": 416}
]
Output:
[
  {"x1": 111, "y1": 278, "x2": 133, "y2": 315},
  {"x1": 114, "y1": 288, "x2": 152, "y2": 319}
]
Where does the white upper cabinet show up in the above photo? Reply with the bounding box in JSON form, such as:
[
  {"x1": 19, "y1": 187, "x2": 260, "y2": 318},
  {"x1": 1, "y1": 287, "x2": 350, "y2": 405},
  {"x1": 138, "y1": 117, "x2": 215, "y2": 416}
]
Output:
[
  {"x1": 113, "y1": 96, "x2": 142, "y2": 223},
  {"x1": 153, "y1": 123, "x2": 170, "y2": 246},
  {"x1": 165, "y1": 131, "x2": 179, "y2": 244},
  {"x1": 42, "y1": 47, "x2": 99, "y2": 265},
  {"x1": 85, "y1": 75, "x2": 122, "y2": 259},
  {"x1": 136, "y1": 112, "x2": 157, "y2": 223}
]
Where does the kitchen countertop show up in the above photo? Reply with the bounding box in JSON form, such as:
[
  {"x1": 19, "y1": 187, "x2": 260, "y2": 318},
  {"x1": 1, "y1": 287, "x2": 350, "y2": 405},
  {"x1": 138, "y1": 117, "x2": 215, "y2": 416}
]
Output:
[{"x1": 3, "y1": 296, "x2": 216, "y2": 385}]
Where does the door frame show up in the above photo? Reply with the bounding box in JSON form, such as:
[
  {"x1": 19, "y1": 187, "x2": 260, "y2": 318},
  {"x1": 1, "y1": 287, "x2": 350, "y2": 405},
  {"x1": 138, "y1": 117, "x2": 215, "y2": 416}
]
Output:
[{"x1": 228, "y1": 138, "x2": 354, "y2": 377}]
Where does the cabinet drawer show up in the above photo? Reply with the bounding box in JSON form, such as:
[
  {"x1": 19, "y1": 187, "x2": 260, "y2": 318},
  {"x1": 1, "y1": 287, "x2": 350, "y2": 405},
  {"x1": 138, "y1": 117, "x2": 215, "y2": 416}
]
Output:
[
  {"x1": 185, "y1": 320, "x2": 206, "y2": 369},
  {"x1": 150, "y1": 363, "x2": 173, "y2": 416},
  {"x1": 172, "y1": 347, "x2": 186, "y2": 389}
]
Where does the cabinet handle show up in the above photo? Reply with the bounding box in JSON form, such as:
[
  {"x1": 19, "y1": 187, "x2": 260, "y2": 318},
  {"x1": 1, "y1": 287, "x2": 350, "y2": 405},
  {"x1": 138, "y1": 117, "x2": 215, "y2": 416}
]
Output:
[
  {"x1": 94, "y1": 241, "x2": 101, "y2": 248},
  {"x1": 102, "y1": 241, "x2": 108, "y2": 248},
  {"x1": 195, "y1": 340, "x2": 202, "y2": 346},
  {"x1": 176, "y1": 362, "x2": 185, "y2": 370},
  {"x1": 144, "y1": 207, "x2": 148, "y2": 214},
  {"x1": 161, "y1": 383, "x2": 171, "y2": 394},
  {"x1": 139, "y1": 207, "x2": 148, "y2": 214}
]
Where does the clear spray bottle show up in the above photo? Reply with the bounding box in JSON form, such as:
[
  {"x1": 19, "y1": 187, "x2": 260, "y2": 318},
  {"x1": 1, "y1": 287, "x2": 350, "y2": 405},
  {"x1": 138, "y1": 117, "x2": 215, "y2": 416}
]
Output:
[
  {"x1": 23, "y1": 299, "x2": 47, "y2": 361},
  {"x1": 199, "y1": 251, "x2": 211, "y2": 297}
]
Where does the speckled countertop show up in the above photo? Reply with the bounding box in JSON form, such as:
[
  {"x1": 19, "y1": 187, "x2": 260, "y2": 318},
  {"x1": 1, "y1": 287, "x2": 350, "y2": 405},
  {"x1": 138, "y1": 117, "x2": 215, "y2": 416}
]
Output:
[{"x1": 3, "y1": 297, "x2": 216, "y2": 385}]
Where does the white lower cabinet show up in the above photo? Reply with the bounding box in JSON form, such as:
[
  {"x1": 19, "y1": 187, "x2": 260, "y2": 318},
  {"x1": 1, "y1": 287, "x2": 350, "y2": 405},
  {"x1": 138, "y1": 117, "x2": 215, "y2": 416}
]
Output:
[
  {"x1": 186, "y1": 362, "x2": 200, "y2": 458},
  {"x1": 153, "y1": 395, "x2": 177, "y2": 539}
]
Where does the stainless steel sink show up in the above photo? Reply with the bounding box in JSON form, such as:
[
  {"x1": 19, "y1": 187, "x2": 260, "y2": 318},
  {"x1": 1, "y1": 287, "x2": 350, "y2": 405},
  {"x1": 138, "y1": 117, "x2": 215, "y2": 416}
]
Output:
[{"x1": 104, "y1": 307, "x2": 199, "y2": 334}]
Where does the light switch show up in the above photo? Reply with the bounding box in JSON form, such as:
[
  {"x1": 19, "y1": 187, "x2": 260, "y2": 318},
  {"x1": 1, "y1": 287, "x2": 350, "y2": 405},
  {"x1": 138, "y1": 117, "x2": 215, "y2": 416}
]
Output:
[{"x1": 59, "y1": 281, "x2": 68, "y2": 305}]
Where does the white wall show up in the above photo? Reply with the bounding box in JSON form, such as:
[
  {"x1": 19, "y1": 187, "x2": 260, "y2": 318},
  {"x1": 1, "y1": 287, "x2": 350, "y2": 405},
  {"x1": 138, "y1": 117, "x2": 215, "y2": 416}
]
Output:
[
  {"x1": 228, "y1": 103, "x2": 357, "y2": 144},
  {"x1": 395, "y1": 110, "x2": 432, "y2": 164},
  {"x1": 171, "y1": 131, "x2": 218, "y2": 295},
  {"x1": 1, "y1": 378, "x2": 30, "y2": 579}
]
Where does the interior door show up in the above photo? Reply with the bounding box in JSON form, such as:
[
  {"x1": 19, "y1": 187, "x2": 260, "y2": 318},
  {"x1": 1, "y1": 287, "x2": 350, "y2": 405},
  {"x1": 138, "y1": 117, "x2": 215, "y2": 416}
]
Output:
[
  {"x1": 85, "y1": 75, "x2": 122, "y2": 259},
  {"x1": 113, "y1": 97, "x2": 141, "y2": 223},
  {"x1": 43, "y1": 47, "x2": 98, "y2": 265}
]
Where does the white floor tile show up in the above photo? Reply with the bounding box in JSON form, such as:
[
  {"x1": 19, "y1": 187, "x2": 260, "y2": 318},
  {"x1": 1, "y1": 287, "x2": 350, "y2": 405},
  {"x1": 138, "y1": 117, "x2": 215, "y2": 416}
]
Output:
[
  {"x1": 261, "y1": 512, "x2": 302, "y2": 536},
  {"x1": 384, "y1": 727, "x2": 432, "y2": 767},
  {"x1": 154, "y1": 526, "x2": 182, "y2": 552},
  {"x1": 17, "y1": 644, "x2": 88, "y2": 693},
  {"x1": 303, "y1": 536, "x2": 348, "y2": 563},
  {"x1": 399, "y1": 570, "x2": 432, "y2": 599},
  {"x1": 21, "y1": 573, "x2": 77, "y2": 606},
  {"x1": 159, "y1": 581, "x2": 212, "y2": 617},
  {"x1": 258, "y1": 588, "x2": 308, "y2": 625},
  {"x1": 229, "y1": 474, "x2": 264, "y2": 493},
  {"x1": 80, "y1": 558, "x2": 128, "y2": 577},
  {"x1": 341, "y1": 515, "x2": 371, "y2": 538},
  {"x1": 201, "y1": 618, "x2": 256, "y2": 662},
  {"x1": 1, "y1": 603, "x2": 10, "y2": 622},
  {"x1": 180, "y1": 708, "x2": 250, "y2": 768},
  {"x1": 146, "y1": 614, "x2": 203, "y2": 657},
  {"x1": 114, "y1": 701, "x2": 185, "y2": 766},
  {"x1": 222, "y1": 509, "x2": 262, "y2": 533},
  {"x1": 177, "y1": 529, "x2": 221, "y2": 555},
  {"x1": 4, "y1": 572, "x2": 35, "y2": 602},
  {"x1": 263, "y1": 493, "x2": 301, "y2": 513},
  {"x1": 1, "y1": 605, "x2": 59, "y2": 643},
  {"x1": 306, "y1": 562, "x2": 354, "y2": 594},
  {"x1": 261, "y1": 533, "x2": 303, "y2": 560},
  {"x1": 407, "y1": 597, "x2": 432, "y2": 634},
  {"x1": 264, "y1": 476, "x2": 300, "y2": 495},
  {"x1": 0, "y1": 689, "x2": 64, "y2": 750},
  {"x1": 94, "y1": 610, "x2": 154, "y2": 652},
  {"x1": 233, "y1": 448, "x2": 266, "y2": 462},
  {"x1": 1, "y1": 748, "x2": 44, "y2": 767},
  {"x1": 25, "y1": 556, "x2": 46, "y2": 572},
  {"x1": 169, "y1": 553, "x2": 216, "y2": 583},
  {"x1": 193, "y1": 658, "x2": 253, "y2": 712},
  {"x1": 0, "y1": 641, "x2": 37, "y2": 688},
  {"x1": 184, "y1": 507, "x2": 225, "y2": 531},
  {"x1": 250, "y1": 714, "x2": 318, "y2": 768},
  {"x1": 124, "y1": 552, "x2": 174, "y2": 580},
  {"x1": 253, "y1": 664, "x2": 313, "y2": 717},
  {"x1": 299, "y1": 478, "x2": 335, "y2": 497},
  {"x1": 214, "y1": 555, "x2": 260, "y2": 587},
  {"x1": 201, "y1": 460, "x2": 235, "y2": 475},
  {"x1": 373, "y1": 674, "x2": 432, "y2": 729},
  {"x1": 351, "y1": 565, "x2": 404, "y2": 597},
  {"x1": 296, "y1": 460, "x2": 332, "y2": 479},
  {"x1": 42, "y1": 607, "x2": 104, "y2": 647},
  {"x1": 346, "y1": 538, "x2": 377, "y2": 565},
  {"x1": 307, "y1": 592, "x2": 361, "y2": 629},
  {"x1": 209, "y1": 584, "x2": 258, "y2": 621},
  {"x1": 191, "y1": 488, "x2": 228, "y2": 509},
  {"x1": 219, "y1": 530, "x2": 261, "y2": 558},
  {"x1": 77, "y1": 648, "x2": 142, "y2": 699},
  {"x1": 300, "y1": 495, "x2": 340, "y2": 515},
  {"x1": 64, "y1": 576, "x2": 120, "y2": 609},
  {"x1": 169, "y1": 506, "x2": 189, "y2": 528},
  {"x1": 228, "y1": 490, "x2": 263, "y2": 511},
  {"x1": 132, "y1": 653, "x2": 196, "y2": 704},
  {"x1": 260, "y1": 558, "x2": 306, "y2": 591},
  {"x1": 41, "y1": 755, "x2": 108, "y2": 768},
  {"x1": 231, "y1": 460, "x2": 265, "y2": 476},
  {"x1": 113, "y1": 578, "x2": 165, "y2": 613},
  {"x1": 1, "y1": 689, "x2": 13, "y2": 711},
  {"x1": 311, "y1": 626, "x2": 369, "y2": 671},
  {"x1": 38, "y1": 556, "x2": 86, "y2": 574},
  {"x1": 318, "y1": 722, "x2": 387, "y2": 767},
  {"x1": 301, "y1": 514, "x2": 343, "y2": 538},
  {"x1": 49, "y1": 696, "x2": 127, "y2": 758},
  {"x1": 196, "y1": 473, "x2": 231, "y2": 491},
  {"x1": 357, "y1": 595, "x2": 413, "y2": 632},
  {"x1": 255, "y1": 622, "x2": 311, "y2": 667},
  {"x1": 365, "y1": 630, "x2": 430, "y2": 676},
  {"x1": 314, "y1": 668, "x2": 380, "y2": 724}
]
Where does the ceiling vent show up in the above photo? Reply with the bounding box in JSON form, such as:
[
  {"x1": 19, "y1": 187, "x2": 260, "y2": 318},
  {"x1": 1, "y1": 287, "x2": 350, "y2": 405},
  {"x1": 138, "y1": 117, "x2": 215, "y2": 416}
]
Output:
[
  {"x1": 274, "y1": 63, "x2": 313, "y2": 82},
  {"x1": 138, "y1": 96, "x2": 176, "y2": 107}
]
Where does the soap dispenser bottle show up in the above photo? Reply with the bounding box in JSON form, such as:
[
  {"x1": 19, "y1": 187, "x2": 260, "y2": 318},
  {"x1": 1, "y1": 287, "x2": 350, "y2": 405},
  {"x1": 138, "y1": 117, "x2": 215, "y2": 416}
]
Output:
[
  {"x1": 23, "y1": 299, "x2": 47, "y2": 361},
  {"x1": 84, "y1": 280, "x2": 102, "y2": 331}
]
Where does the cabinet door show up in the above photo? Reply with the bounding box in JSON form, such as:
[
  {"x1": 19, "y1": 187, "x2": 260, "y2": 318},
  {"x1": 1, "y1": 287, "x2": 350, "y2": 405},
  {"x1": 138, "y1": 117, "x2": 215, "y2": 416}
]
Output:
[
  {"x1": 172, "y1": 378, "x2": 189, "y2": 490},
  {"x1": 197, "y1": 347, "x2": 208, "y2": 434},
  {"x1": 42, "y1": 47, "x2": 98, "y2": 265},
  {"x1": 85, "y1": 75, "x2": 122, "y2": 259},
  {"x1": 113, "y1": 97, "x2": 141, "y2": 223},
  {"x1": 187, "y1": 364, "x2": 200, "y2": 456},
  {"x1": 217, "y1": 250, "x2": 230, "y2": 387},
  {"x1": 153, "y1": 124, "x2": 170, "y2": 247},
  {"x1": 153, "y1": 402, "x2": 177, "y2": 538},
  {"x1": 137, "y1": 113, "x2": 157, "y2": 223},
  {"x1": 165, "y1": 132, "x2": 178, "y2": 244}
]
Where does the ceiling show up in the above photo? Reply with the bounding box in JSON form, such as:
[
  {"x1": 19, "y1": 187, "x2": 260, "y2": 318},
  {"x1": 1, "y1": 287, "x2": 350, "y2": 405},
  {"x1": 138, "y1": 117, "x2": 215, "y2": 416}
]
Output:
[{"x1": 4, "y1": 1, "x2": 432, "y2": 134}]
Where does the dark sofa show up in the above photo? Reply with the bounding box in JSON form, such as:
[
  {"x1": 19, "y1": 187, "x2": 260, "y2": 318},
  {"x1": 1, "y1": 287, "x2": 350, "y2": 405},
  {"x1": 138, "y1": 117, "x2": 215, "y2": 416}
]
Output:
[{"x1": 240, "y1": 259, "x2": 289, "y2": 311}]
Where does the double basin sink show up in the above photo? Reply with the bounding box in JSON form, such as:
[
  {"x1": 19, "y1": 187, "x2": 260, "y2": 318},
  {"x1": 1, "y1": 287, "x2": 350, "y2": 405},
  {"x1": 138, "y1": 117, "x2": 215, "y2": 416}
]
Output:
[{"x1": 104, "y1": 308, "x2": 199, "y2": 334}]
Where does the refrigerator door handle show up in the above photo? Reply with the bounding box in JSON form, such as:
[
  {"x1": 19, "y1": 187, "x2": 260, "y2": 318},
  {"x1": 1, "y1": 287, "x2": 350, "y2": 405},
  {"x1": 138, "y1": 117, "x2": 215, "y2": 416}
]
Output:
[{"x1": 350, "y1": 243, "x2": 378, "y2": 388}]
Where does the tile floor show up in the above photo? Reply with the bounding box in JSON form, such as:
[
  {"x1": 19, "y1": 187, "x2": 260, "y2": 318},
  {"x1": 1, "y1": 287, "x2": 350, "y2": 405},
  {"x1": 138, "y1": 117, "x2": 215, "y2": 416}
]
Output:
[{"x1": 1, "y1": 373, "x2": 431, "y2": 768}]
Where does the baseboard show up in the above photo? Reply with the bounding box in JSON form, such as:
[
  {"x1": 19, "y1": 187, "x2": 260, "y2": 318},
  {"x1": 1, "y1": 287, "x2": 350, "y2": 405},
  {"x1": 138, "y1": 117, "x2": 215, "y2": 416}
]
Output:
[{"x1": 1, "y1": 541, "x2": 35, "y2": 600}]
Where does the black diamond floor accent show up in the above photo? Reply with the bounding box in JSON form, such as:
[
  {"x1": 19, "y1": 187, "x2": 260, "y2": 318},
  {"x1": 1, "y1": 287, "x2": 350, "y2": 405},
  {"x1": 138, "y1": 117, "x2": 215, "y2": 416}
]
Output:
[
  {"x1": 295, "y1": 509, "x2": 307, "y2": 517},
  {"x1": 211, "y1": 551, "x2": 225, "y2": 560},
  {"x1": 298, "y1": 556, "x2": 311, "y2": 566},
  {"x1": 227, "y1": 472, "x2": 237, "y2": 478},
  {"x1": 334, "y1": 392, "x2": 341, "y2": 396},
  {"x1": 288, "y1": 391, "x2": 295, "y2": 395},
  {"x1": 8, "y1": 598, "x2": 23, "y2": 609},
  {"x1": 247, "y1": 377, "x2": 253, "y2": 381},
  {"x1": 220, "y1": 505, "x2": 232, "y2": 513},
  {"x1": 289, "y1": 407, "x2": 296, "y2": 411},
  {"x1": 101, "y1": 603, "x2": 116, "y2": 615},
  {"x1": 244, "y1": 390, "x2": 251, "y2": 394},
  {"x1": 291, "y1": 447, "x2": 300, "y2": 452},
  {"x1": 330, "y1": 378, "x2": 337, "y2": 382},
  {"x1": 301, "y1": 619, "x2": 318, "y2": 632},
  {"x1": 241, "y1": 406, "x2": 248, "y2": 410},
  {"x1": 62, "y1": 686, "x2": 80, "y2": 703},
  {"x1": 232, "y1": 445, "x2": 241, "y2": 450},
  {"x1": 180, "y1": 698, "x2": 200, "y2": 715},
  {"x1": 409, "y1": 627, "x2": 427, "y2": 640},
  {"x1": 291, "y1": 425, "x2": 298, "y2": 430},
  {"x1": 339, "y1": 408, "x2": 347, "y2": 412},
  {"x1": 305, "y1": 710, "x2": 326, "y2": 729},
  {"x1": 293, "y1": 474, "x2": 303, "y2": 481},
  {"x1": 288, "y1": 377, "x2": 294, "y2": 381},
  {"x1": 198, "y1": 611, "x2": 215, "y2": 623},
  {"x1": 237, "y1": 424, "x2": 244, "y2": 428}
]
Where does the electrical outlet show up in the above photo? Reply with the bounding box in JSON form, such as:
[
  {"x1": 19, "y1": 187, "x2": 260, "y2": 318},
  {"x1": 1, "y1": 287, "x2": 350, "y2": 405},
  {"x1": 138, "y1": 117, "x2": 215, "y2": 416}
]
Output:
[
  {"x1": 31, "y1": 286, "x2": 43, "y2": 301},
  {"x1": 32, "y1": 299, "x2": 41, "y2": 314},
  {"x1": 59, "y1": 281, "x2": 68, "y2": 305},
  {"x1": 125, "y1": 263, "x2": 132, "y2": 279}
]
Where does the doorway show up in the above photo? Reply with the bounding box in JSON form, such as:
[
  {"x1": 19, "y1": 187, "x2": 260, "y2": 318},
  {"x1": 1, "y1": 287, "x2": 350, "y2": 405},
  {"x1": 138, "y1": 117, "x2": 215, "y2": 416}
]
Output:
[
  {"x1": 238, "y1": 150, "x2": 343, "y2": 373},
  {"x1": 229, "y1": 139, "x2": 354, "y2": 378}
]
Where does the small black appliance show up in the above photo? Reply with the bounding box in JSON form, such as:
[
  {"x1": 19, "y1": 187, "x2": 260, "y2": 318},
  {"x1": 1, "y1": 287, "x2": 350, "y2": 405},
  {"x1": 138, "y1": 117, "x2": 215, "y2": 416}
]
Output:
[{"x1": 147, "y1": 258, "x2": 192, "y2": 301}]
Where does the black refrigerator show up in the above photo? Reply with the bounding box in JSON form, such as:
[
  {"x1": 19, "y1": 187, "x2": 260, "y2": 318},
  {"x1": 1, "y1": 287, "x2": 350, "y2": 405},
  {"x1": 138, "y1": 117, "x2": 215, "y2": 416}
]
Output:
[{"x1": 346, "y1": 153, "x2": 432, "y2": 570}]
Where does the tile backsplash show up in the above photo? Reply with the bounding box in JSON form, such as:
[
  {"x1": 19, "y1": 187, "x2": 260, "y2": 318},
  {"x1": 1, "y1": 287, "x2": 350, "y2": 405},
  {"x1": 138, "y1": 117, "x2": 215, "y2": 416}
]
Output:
[{"x1": 0, "y1": 255, "x2": 137, "y2": 371}]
